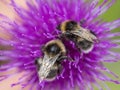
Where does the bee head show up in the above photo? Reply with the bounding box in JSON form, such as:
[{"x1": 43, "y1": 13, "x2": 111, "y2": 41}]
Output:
[
  {"x1": 42, "y1": 40, "x2": 66, "y2": 57},
  {"x1": 65, "y1": 20, "x2": 78, "y2": 31},
  {"x1": 56, "y1": 20, "x2": 78, "y2": 33},
  {"x1": 43, "y1": 43, "x2": 61, "y2": 56}
]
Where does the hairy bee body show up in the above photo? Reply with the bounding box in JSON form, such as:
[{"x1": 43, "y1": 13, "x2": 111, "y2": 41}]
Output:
[
  {"x1": 76, "y1": 37, "x2": 94, "y2": 53},
  {"x1": 35, "y1": 39, "x2": 70, "y2": 82},
  {"x1": 57, "y1": 20, "x2": 98, "y2": 53},
  {"x1": 36, "y1": 57, "x2": 62, "y2": 81}
]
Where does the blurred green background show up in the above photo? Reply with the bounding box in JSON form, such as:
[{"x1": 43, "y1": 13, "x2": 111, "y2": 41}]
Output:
[{"x1": 96, "y1": 0, "x2": 120, "y2": 90}]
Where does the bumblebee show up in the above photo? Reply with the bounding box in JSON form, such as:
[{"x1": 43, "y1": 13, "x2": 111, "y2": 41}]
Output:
[
  {"x1": 35, "y1": 39, "x2": 72, "y2": 82},
  {"x1": 57, "y1": 20, "x2": 98, "y2": 53}
]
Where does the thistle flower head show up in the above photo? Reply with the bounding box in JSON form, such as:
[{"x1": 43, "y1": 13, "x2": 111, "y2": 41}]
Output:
[{"x1": 0, "y1": 0, "x2": 120, "y2": 90}]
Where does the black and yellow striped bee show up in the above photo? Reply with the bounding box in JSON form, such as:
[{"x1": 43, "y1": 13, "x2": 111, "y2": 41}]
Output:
[
  {"x1": 35, "y1": 39, "x2": 72, "y2": 82},
  {"x1": 57, "y1": 20, "x2": 98, "y2": 53}
]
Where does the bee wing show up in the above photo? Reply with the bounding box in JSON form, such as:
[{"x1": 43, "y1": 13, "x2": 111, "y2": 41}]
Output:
[
  {"x1": 42, "y1": 53, "x2": 60, "y2": 68},
  {"x1": 38, "y1": 53, "x2": 60, "y2": 81},
  {"x1": 71, "y1": 28, "x2": 97, "y2": 42}
]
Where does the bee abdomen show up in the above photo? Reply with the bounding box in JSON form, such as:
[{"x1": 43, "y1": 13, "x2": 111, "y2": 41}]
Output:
[
  {"x1": 78, "y1": 39, "x2": 93, "y2": 50},
  {"x1": 46, "y1": 69, "x2": 58, "y2": 79}
]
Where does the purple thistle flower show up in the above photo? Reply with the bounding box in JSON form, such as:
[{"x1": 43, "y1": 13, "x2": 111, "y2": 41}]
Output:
[{"x1": 0, "y1": 0, "x2": 120, "y2": 90}]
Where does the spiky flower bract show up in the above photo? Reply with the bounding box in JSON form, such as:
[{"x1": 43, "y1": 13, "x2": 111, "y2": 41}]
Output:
[{"x1": 0, "y1": 0, "x2": 120, "y2": 90}]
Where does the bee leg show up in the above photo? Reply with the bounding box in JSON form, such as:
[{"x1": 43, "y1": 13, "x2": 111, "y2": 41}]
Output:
[
  {"x1": 56, "y1": 33, "x2": 66, "y2": 40},
  {"x1": 40, "y1": 45, "x2": 45, "y2": 52},
  {"x1": 53, "y1": 33, "x2": 63, "y2": 40},
  {"x1": 34, "y1": 57, "x2": 40, "y2": 65},
  {"x1": 76, "y1": 43, "x2": 81, "y2": 53},
  {"x1": 35, "y1": 59, "x2": 38, "y2": 65},
  {"x1": 57, "y1": 33, "x2": 63, "y2": 38},
  {"x1": 57, "y1": 56, "x2": 74, "y2": 62},
  {"x1": 65, "y1": 56, "x2": 74, "y2": 61},
  {"x1": 56, "y1": 24, "x2": 61, "y2": 30},
  {"x1": 57, "y1": 32, "x2": 72, "y2": 38},
  {"x1": 58, "y1": 64, "x2": 63, "y2": 74},
  {"x1": 89, "y1": 30, "x2": 96, "y2": 36}
]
